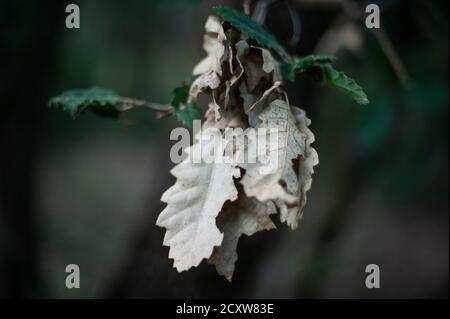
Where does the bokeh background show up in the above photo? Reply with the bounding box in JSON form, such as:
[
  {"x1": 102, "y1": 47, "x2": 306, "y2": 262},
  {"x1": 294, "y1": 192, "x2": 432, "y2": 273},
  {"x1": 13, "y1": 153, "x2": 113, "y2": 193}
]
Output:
[{"x1": 0, "y1": 0, "x2": 448, "y2": 298}]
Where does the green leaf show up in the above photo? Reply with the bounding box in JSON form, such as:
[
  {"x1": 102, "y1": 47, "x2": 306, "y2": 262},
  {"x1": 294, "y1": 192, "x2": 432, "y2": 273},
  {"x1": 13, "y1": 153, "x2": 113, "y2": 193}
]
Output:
[
  {"x1": 48, "y1": 87, "x2": 122, "y2": 119},
  {"x1": 281, "y1": 55, "x2": 336, "y2": 81},
  {"x1": 280, "y1": 55, "x2": 368, "y2": 104},
  {"x1": 320, "y1": 64, "x2": 369, "y2": 105},
  {"x1": 171, "y1": 84, "x2": 190, "y2": 109},
  {"x1": 171, "y1": 83, "x2": 202, "y2": 127},
  {"x1": 213, "y1": 6, "x2": 289, "y2": 61},
  {"x1": 174, "y1": 102, "x2": 203, "y2": 127}
]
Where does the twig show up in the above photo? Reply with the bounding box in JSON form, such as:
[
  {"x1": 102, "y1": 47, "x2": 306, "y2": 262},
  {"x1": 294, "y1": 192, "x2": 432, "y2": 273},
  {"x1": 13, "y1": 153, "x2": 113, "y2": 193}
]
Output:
[
  {"x1": 371, "y1": 29, "x2": 411, "y2": 89},
  {"x1": 298, "y1": 0, "x2": 411, "y2": 89},
  {"x1": 118, "y1": 97, "x2": 172, "y2": 112},
  {"x1": 252, "y1": 0, "x2": 277, "y2": 24},
  {"x1": 286, "y1": 0, "x2": 302, "y2": 45},
  {"x1": 243, "y1": 0, "x2": 252, "y2": 15}
]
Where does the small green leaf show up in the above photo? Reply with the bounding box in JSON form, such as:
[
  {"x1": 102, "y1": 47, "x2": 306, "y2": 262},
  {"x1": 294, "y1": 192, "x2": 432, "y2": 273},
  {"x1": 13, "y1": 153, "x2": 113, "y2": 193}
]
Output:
[
  {"x1": 174, "y1": 102, "x2": 203, "y2": 127},
  {"x1": 171, "y1": 84, "x2": 190, "y2": 109},
  {"x1": 281, "y1": 55, "x2": 369, "y2": 105},
  {"x1": 171, "y1": 83, "x2": 202, "y2": 127},
  {"x1": 213, "y1": 6, "x2": 289, "y2": 61},
  {"x1": 281, "y1": 55, "x2": 336, "y2": 81},
  {"x1": 319, "y1": 64, "x2": 369, "y2": 105},
  {"x1": 48, "y1": 87, "x2": 122, "y2": 119}
]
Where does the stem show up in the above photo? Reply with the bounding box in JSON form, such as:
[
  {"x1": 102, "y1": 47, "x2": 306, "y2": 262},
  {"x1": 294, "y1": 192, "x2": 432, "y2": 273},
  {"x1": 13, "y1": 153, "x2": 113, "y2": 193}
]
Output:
[
  {"x1": 243, "y1": 0, "x2": 252, "y2": 15},
  {"x1": 287, "y1": 0, "x2": 302, "y2": 46},
  {"x1": 252, "y1": 0, "x2": 277, "y2": 24},
  {"x1": 118, "y1": 97, "x2": 172, "y2": 112}
]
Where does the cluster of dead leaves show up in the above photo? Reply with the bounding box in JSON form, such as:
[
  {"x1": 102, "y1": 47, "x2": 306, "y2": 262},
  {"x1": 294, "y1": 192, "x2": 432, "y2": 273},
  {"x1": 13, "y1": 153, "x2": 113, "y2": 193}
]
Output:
[{"x1": 156, "y1": 15, "x2": 319, "y2": 281}]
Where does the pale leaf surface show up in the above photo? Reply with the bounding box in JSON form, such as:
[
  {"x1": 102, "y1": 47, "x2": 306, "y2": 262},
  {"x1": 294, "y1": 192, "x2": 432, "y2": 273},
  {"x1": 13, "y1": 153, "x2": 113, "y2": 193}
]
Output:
[
  {"x1": 209, "y1": 194, "x2": 276, "y2": 281},
  {"x1": 157, "y1": 129, "x2": 241, "y2": 271},
  {"x1": 236, "y1": 99, "x2": 309, "y2": 205},
  {"x1": 278, "y1": 106, "x2": 319, "y2": 229}
]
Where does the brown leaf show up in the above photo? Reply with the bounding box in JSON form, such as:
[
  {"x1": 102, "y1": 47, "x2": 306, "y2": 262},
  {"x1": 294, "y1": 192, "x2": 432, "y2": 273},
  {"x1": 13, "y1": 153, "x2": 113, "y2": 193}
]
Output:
[
  {"x1": 156, "y1": 128, "x2": 241, "y2": 271},
  {"x1": 208, "y1": 192, "x2": 276, "y2": 281}
]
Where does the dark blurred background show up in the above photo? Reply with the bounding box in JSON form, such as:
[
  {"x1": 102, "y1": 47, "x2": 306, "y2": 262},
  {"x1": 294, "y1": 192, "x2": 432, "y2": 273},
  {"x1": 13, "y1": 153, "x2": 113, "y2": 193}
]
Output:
[{"x1": 0, "y1": 0, "x2": 448, "y2": 298}]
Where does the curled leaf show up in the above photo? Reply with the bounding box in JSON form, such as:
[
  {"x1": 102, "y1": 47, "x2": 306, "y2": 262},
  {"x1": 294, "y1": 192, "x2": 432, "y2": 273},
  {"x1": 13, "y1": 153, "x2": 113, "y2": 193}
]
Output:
[
  {"x1": 205, "y1": 102, "x2": 247, "y2": 130},
  {"x1": 231, "y1": 99, "x2": 318, "y2": 222},
  {"x1": 208, "y1": 193, "x2": 276, "y2": 281},
  {"x1": 190, "y1": 16, "x2": 229, "y2": 102},
  {"x1": 193, "y1": 16, "x2": 228, "y2": 76},
  {"x1": 278, "y1": 106, "x2": 319, "y2": 229}
]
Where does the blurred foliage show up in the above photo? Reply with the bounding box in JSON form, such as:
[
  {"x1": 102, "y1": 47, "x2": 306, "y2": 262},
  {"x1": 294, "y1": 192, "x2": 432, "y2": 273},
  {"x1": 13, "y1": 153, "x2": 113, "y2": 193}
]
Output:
[
  {"x1": 46, "y1": 0, "x2": 206, "y2": 146},
  {"x1": 49, "y1": 87, "x2": 123, "y2": 119},
  {"x1": 350, "y1": 4, "x2": 448, "y2": 201},
  {"x1": 2, "y1": 0, "x2": 446, "y2": 298}
]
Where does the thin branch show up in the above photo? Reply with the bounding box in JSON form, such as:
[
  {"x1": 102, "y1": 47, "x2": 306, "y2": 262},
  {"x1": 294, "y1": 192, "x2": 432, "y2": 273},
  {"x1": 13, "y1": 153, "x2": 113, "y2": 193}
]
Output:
[
  {"x1": 243, "y1": 0, "x2": 252, "y2": 15},
  {"x1": 118, "y1": 97, "x2": 172, "y2": 112},
  {"x1": 298, "y1": 0, "x2": 411, "y2": 89},
  {"x1": 286, "y1": 0, "x2": 302, "y2": 46},
  {"x1": 252, "y1": 0, "x2": 277, "y2": 24},
  {"x1": 371, "y1": 29, "x2": 411, "y2": 89}
]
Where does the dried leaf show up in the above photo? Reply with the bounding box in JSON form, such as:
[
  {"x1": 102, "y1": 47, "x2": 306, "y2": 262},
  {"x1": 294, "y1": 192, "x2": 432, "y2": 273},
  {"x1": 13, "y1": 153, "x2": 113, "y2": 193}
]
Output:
[
  {"x1": 246, "y1": 81, "x2": 281, "y2": 113},
  {"x1": 235, "y1": 99, "x2": 311, "y2": 205},
  {"x1": 278, "y1": 106, "x2": 319, "y2": 229},
  {"x1": 190, "y1": 66, "x2": 222, "y2": 102},
  {"x1": 243, "y1": 52, "x2": 267, "y2": 92},
  {"x1": 259, "y1": 47, "x2": 283, "y2": 82},
  {"x1": 157, "y1": 128, "x2": 241, "y2": 272},
  {"x1": 193, "y1": 16, "x2": 228, "y2": 76},
  {"x1": 239, "y1": 81, "x2": 281, "y2": 127},
  {"x1": 209, "y1": 192, "x2": 276, "y2": 281},
  {"x1": 205, "y1": 102, "x2": 248, "y2": 130},
  {"x1": 229, "y1": 40, "x2": 250, "y2": 87},
  {"x1": 190, "y1": 16, "x2": 229, "y2": 102},
  {"x1": 49, "y1": 7, "x2": 373, "y2": 281}
]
